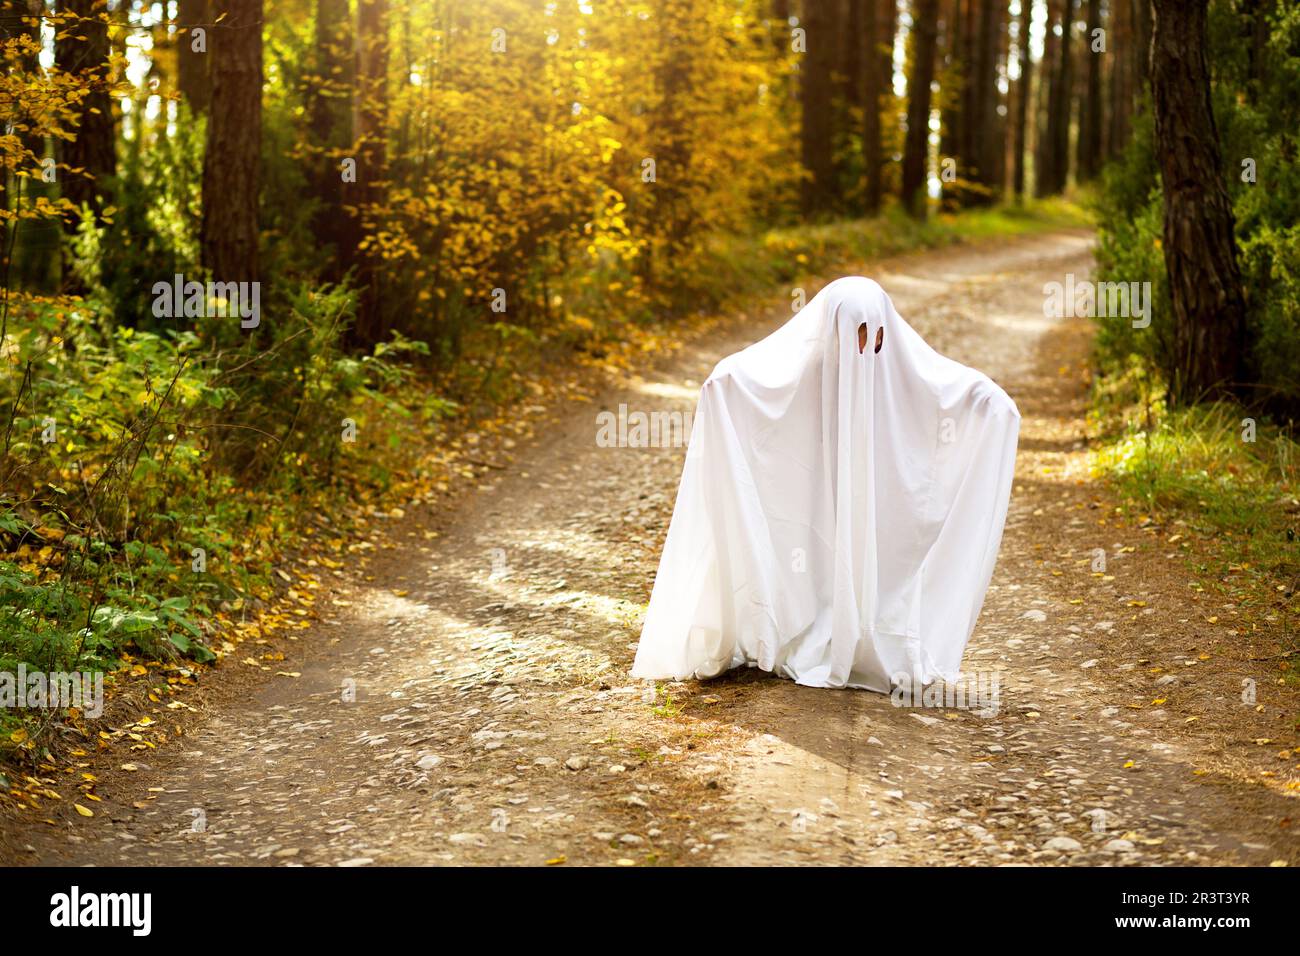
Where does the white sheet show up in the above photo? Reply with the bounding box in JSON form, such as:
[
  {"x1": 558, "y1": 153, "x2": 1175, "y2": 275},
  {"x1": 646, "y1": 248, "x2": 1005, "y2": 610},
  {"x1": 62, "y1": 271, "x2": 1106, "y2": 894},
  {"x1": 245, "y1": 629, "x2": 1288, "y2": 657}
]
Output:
[{"x1": 631, "y1": 276, "x2": 1020, "y2": 691}]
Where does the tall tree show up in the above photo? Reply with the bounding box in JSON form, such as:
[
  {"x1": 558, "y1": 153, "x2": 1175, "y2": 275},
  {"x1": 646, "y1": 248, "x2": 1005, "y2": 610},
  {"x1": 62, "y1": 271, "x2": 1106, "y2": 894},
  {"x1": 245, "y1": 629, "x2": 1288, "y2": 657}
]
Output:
[
  {"x1": 1033, "y1": 0, "x2": 1060, "y2": 196},
  {"x1": 352, "y1": 0, "x2": 389, "y2": 344},
  {"x1": 1240, "y1": 0, "x2": 1275, "y2": 105},
  {"x1": 177, "y1": 0, "x2": 210, "y2": 113},
  {"x1": 1131, "y1": 0, "x2": 1152, "y2": 90},
  {"x1": 861, "y1": 0, "x2": 885, "y2": 213},
  {"x1": 1106, "y1": 0, "x2": 1131, "y2": 158},
  {"x1": 939, "y1": 0, "x2": 963, "y2": 174},
  {"x1": 1038, "y1": 0, "x2": 1074, "y2": 194},
  {"x1": 832, "y1": 0, "x2": 859, "y2": 212},
  {"x1": 872, "y1": 0, "x2": 898, "y2": 206},
  {"x1": 200, "y1": 0, "x2": 263, "y2": 282},
  {"x1": 1149, "y1": 0, "x2": 1248, "y2": 403},
  {"x1": 800, "y1": 0, "x2": 836, "y2": 216},
  {"x1": 901, "y1": 0, "x2": 941, "y2": 217},
  {"x1": 306, "y1": 0, "x2": 357, "y2": 284},
  {"x1": 1012, "y1": 0, "x2": 1033, "y2": 197},
  {"x1": 844, "y1": 1, "x2": 866, "y2": 122},
  {"x1": 1075, "y1": 0, "x2": 1103, "y2": 180},
  {"x1": 844, "y1": 0, "x2": 866, "y2": 213},
  {"x1": 882, "y1": 8, "x2": 899, "y2": 105},
  {"x1": 942, "y1": 0, "x2": 975, "y2": 202},
  {"x1": 971, "y1": 0, "x2": 1004, "y2": 201},
  {"x1": 55, "y1": 0, "x2": 117, "y2": 232}
]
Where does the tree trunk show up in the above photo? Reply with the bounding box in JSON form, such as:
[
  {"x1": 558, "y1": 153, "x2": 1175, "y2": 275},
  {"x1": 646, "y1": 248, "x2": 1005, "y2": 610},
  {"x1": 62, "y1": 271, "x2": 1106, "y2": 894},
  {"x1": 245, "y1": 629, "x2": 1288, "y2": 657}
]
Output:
[
  {"x1": 836, "y1": 0, "x2": 860, "y2": 212},
  {"x1": 862, "y1": 0, "x2": 884, "y2": 212},
  {"x1": 1076, "y1": 0, "x2": 1103, "y2": 180},
  {"x1": 353, "y1": 0, "x2": 389, "y2": 344},
  {"x1": 177, "y1": 0, "x2": 210, "y2": 113},
  {"x1": 306, "y1": 0, "x2": 357, "y2": 284},
  {"x1": 901, "y1": 0, "x2": 941, "y2": 218},
  {"x1": 877, "y1": 0, "x2": 898, "y2": 196},
  {"x1": 1106, "y1": 0, "x2": 1131, "y2": 158},
  {"x1": 1131, "y1": 0, "x2": 1152, "y2": 90},
  {"x1": 1034, "y1": 0, "x2": 1060, "y2": 196},
  {"x1": 55, "y1": 0, "x2": 117, "y2": 229},
  {"x1": 1039, "y1": 0, "x2": 1074, "y2": 194},
  {"x1": 939, "y1": 0, "x2": 962, "y2": 174},
  {"x1": 1149, "y1": 0, "x2": 1248, "y2": 404},
  {"x1": 1053, "y1": 0, "x2": 1075, "y2": 192},
  {"x1": 200, "y1": 0, "x2": 262, "y2": 283},
  {"x1": 845, "y1": 0, "x2": 866, "y2": 117},
  {"x1": 880, "y1": 0, "x2": 898, "y2": 93},
  {"x1": 1012, "y1": 0, "x2": 1033, "y2": 197},
  {"x1": 1239, "y1": 0, "x2": 1274, "y2": 105},
  {"x1": 800, "y1": 0, "x2": 837, "y2": 217},
  {"x1": 971, "y1": 0, "x2": 1003, "y2": 202},
  {"x1": 954, "y1": 0, "x2": 978, "y2": 194}
]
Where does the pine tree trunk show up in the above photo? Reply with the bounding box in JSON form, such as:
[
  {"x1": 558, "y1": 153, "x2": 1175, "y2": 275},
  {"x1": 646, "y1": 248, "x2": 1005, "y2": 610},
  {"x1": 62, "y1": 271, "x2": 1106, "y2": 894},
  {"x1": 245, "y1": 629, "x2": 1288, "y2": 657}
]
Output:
[
  {"x1": 1012, "y1": 0, "x2": 1033, "y2": 197},
  {"x1": 878, "y1": 0, "x2": 898, "y2": 195},
  {"x1": 200, "y1": 0, "x2": 262, "y2": 283},
  {"x1": 353, "y1": 0, "x2": 389, "y2": 345},
  {"x1": 1076, "y1": 0, "x2": 1103, "y2": 180},
  {"x1": 306, "y1": 0, "x2": 357, "y2": 284},
  {"x1": 1107, "y1": 0, "x2": 1131, "y2": 158},
  {"x1": 800, "y1": 0, "x2": 837, "y2": 216},
  {"x1": 1240, "y1": 0, "x2": 1274, "y2": 105},
  {"x1": 862, "y1": 0, "x2": 884, "y2": 213},
  {"x1": 1132, "y1": 0, "x2": 1152, "y2": 89},
  {"x1": 957, "y1": 0, "x2": 977, "y2": 189},
  {"x1": 939, "y1": 0, "x2": 962, "y2": 175},
  {"x1": 1034, "y1": 0, "x2": 1061, "y2": 196},
  {"x1": 1149, "y1": 0, "x2": 1248, "y2": 404},
  {"x1": 177, "y1": 0, "x2": 210, "y2": 113},
  {"x1": 845, "y1": 0, "x2": 865, "y2": 116},
  {"x1": 971, "y1": 0, "x2": 1003, "y2": 202},
  {"x1": 837, "y1": 0, "x2": 862, "y2": 213},
  {"x1": 901, "y1": 0, "x2": 941, "y2": 217},
  {"x1": 1039, "y1": 0, "x2": 1074, "y2": 194},
  {"x1": 1053, "y1": 0, "x2": 1075, "y2": 192}
]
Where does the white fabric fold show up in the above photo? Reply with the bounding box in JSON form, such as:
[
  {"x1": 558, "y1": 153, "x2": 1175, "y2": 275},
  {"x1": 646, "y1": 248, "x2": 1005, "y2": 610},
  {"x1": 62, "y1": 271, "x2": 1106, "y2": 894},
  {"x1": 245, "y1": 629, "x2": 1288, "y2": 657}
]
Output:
[{"x1": 631, "y1": 276, "x2": 1020, "y2": 691}]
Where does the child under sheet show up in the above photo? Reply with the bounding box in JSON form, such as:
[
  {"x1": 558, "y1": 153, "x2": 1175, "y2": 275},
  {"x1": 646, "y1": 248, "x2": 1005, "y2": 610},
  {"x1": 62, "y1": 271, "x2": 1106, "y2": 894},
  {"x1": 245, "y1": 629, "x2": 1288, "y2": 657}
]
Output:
[{"x1": 632, "y1": 276, "x2": 1020, "y2": 692}]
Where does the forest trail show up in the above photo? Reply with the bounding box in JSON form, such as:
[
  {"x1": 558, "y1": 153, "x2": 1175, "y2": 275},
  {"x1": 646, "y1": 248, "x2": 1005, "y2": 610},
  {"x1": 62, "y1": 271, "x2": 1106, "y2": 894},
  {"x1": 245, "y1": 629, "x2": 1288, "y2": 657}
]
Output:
[{"x1": 6, "y1": 231, "x2": 1298, "y2": 866}]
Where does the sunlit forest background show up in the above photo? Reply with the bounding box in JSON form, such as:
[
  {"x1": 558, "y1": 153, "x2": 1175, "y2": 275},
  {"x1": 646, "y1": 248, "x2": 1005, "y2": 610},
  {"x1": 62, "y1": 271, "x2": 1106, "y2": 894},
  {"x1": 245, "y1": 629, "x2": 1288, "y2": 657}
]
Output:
[{"x1": 1, "y1": 1, "x2": 1297, "y2": 741}]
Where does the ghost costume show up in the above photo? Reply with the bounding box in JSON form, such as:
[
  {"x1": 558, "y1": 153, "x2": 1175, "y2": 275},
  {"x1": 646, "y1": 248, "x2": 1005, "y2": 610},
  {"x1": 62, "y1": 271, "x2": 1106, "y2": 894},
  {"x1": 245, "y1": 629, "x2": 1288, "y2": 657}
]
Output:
[{"x1": 631, "y1": 276, "x2": 1020, "y2": 691}]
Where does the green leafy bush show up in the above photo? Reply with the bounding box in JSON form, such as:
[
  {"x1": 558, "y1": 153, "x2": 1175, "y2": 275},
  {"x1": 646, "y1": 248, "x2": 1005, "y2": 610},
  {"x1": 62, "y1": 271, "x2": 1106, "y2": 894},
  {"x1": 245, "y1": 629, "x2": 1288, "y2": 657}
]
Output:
[{"x1": 0, "y1": 284, "x2": 441, "y2": 708}]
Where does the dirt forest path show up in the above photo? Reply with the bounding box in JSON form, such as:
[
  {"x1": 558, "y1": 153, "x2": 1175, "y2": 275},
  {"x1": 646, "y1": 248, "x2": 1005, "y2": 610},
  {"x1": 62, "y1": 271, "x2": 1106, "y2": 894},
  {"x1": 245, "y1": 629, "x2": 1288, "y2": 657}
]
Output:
[{"x1": 7, "y1": 231, "x2": 1298, "y2": 866}]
